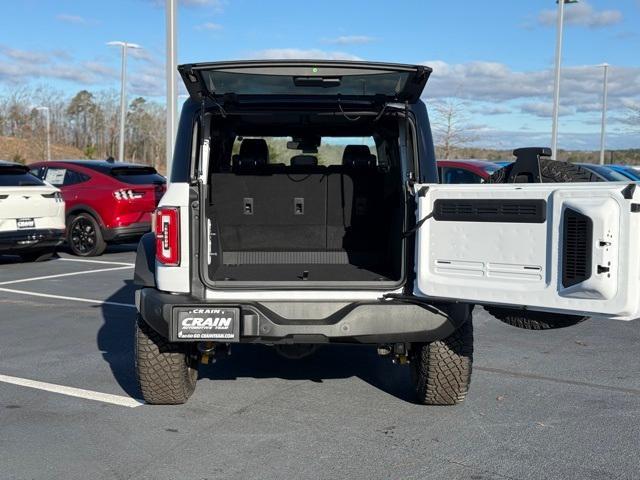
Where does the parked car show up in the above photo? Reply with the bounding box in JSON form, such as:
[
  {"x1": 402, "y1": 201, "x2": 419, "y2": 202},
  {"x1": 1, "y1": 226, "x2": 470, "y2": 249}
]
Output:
[
  {"x1": 0, "y1": 161, "x2": 65, "y2": 261},
  {"x1": 493, "y1": 160, "x2": 513, "y2": 167},
  {"x1": 577, "y1": 163, "x2": 630, "y2": 182},
  {"x1": 608, "y1": 164, "x2": 640, "y2": 181},
  {"x1": 437, "y1": 159, "x2": 502, "y2": 183},
  {"x1": 132, "y1": 60, "x2": 640, "y2": 406},
  {"x1": 29, "y1": 160, "x2": 165, "y2": 256}
]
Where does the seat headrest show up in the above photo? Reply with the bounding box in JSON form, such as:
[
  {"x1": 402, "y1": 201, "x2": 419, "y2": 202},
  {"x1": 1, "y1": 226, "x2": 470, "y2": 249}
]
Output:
[
  {"x1": 233, "y1": 139, "x2": 269, "y2": 171},
  {"x1": 290, "y1": 155, "x2": 318, "y2": 167},
  {"x1": 342, "y1": 145, "x2": 376, "y2": 169}
]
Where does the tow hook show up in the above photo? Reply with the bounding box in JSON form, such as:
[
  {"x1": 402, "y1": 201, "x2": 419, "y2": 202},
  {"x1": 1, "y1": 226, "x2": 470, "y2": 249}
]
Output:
[
  {"x1": 377, "y1": 343, "x2": 410, "y2": 365},
  {"x1": 198, "y1": 342, "x2": 231, "y2": 364}
]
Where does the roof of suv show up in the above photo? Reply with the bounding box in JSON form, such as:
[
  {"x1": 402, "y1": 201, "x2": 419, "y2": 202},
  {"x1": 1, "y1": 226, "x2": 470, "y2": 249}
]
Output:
[{"x1": 0, "y1": 161, "x2": 29, "y2": 171}]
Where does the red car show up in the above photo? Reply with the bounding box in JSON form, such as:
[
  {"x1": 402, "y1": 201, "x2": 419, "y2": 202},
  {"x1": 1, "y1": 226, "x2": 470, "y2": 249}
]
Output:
[
  {"x1": 437, "y1": 159, "x2": 502, "y2": 184},
  {"x1": 29, "y1": 160, "x2": 166, "y2": 256}
]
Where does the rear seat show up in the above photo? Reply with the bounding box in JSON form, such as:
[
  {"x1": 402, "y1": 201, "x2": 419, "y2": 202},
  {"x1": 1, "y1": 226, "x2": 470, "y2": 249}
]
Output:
[
  {"x1": 211, "y1": 141, "x2": 384, "y2": 256},
  {"x1": 327, "y1": 145, "x2": 383, "y2": 251},
  {"x1": 213, "y1": 140, "x2": 327, "y2": 251}
]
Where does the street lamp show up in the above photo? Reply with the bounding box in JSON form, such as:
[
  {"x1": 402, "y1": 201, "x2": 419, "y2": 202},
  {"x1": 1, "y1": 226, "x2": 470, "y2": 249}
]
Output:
[
  {"x1": 35, "y1": 106, "x2": 51, "y2": 162},
  {"x1": 551, "y1": 0, "x2": 579, "y2": 159},
  {"x1": 597, "y1": 63, "x2": 609, "y2": 165},
  {"x1": 107, "y1": 41, "x2": 142, "y2": 162},
  {"x1": 166, "y1": 0, "x2": 178, "y2": 175}
]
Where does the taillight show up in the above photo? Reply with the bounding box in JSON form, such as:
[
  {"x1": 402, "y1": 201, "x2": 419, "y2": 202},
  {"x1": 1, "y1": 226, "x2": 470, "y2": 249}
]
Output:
[
  {"x1": 42, "y1": 192, "x2": 64, "y2": 202},
  {"x1": 154, "y1": 207, "x2": 180, "y2": 266},
  {"x1": 113, "y1": 189, "x2": 145, "y2": 200}
]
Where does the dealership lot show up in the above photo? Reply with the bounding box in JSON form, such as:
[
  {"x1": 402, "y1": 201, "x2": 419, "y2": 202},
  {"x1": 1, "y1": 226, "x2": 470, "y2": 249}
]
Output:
[{"x1": 0, "y1": 248, "x2": 638, "y2": 480}]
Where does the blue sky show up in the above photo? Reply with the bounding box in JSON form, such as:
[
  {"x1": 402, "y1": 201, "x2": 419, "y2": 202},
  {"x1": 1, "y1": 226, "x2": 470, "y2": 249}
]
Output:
[{"x1": 1, "y1": 0, "x2": 639, "y2": 149}]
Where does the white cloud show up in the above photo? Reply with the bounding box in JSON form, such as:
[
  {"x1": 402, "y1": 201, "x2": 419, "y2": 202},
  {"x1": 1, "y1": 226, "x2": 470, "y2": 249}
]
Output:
[
  {"x1": 422, "y1": 60, "x2": 640, "y2": 111},
  {"x1": 0, "y1": 46, "x2": 118, "y2": 86},
  {"x1": 250, "y1": 48, "x2": 362, "y2": 61},
  {"x1": 195, "y1": 22, "x2": 223, "y2": 31},
  {"x1": 538, "y1": 1, "x2": 622, "y2": 28},
  {"x1": 323, "y1": 35, "x2": 375, "y2": 45},
  {"x1": 520, "y1": 102, "x2": 574, "y2": 117},
  {"x1": 55, "y1": 14, "x2": 87, "y2": 24},
  {"x1": 471, "y1": 105, "x2": 512, "y2": 115},
  {"x1": 0, "y1": 46, "x2": 51, "y2": 63}
]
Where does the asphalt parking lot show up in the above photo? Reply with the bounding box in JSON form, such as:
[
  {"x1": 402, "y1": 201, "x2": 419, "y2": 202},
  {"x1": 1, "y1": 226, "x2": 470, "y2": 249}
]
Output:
[{"x1": 1, "y1": 247, "x2": 639, "y2": 480}]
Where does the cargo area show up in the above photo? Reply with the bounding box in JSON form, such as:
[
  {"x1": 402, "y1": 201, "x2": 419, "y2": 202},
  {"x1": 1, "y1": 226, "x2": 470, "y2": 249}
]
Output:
[{"x1": 202, "y1": 113, "x2": 408, "y2": 286}]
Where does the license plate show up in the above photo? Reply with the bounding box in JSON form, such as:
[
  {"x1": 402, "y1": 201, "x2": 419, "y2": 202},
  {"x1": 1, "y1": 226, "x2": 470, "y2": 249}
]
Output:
[
  {"x1": 16, "y1": 218, "x2": 35, "y2": 229},
  {"x1": 175, "y1": 307, "x2": 239, "y2": 341}
]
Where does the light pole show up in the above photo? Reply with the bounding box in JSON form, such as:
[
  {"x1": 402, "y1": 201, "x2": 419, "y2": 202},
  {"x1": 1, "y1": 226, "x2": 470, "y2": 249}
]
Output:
[
  {"x1": 551, "y1": 0, "x2": 579, "y2": 159},
  {"x1": 107, "y1": 41, "x2": 142, "y2": 162},
  {"x1": 35, "y1": 106, "x2": 51, "y2": 162},
  {"x1": 166, "y1": 0, "x2": 178, "y2": 176},
  {"x1": 597, "y1": 63, "x2": 609, "y2": 165}
]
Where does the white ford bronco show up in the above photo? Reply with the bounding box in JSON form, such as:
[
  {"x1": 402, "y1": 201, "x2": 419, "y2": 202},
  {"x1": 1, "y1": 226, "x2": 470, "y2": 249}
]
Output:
[{"x1": 133, "y1": 60, "x2": 640, "y2": 405}]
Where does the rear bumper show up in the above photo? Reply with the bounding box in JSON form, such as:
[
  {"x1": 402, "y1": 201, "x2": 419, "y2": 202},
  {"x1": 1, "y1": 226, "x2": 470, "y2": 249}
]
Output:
[
  {"x1": 136, "y1": 287, "x2": 471, "y2": 344},
  {"x1": 0, "y1": 229, "x2": 65, "y2": 252},
  {"x1": 103, "y1": 222, "x2": 150, "y2": 242}
]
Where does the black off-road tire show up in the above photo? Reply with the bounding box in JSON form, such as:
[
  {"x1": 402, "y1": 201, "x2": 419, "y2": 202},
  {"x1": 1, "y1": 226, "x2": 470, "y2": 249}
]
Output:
[
  {"x1": 484, "y1": 307, "x2": 587, "y2": 330},
  {"x1": 488, "y1": 158, "x2": 598, "y2": 184},
  {"x1": 135, "y1": 316, "x2": 199, "y2": 405},
  {"x1": 487, "y1": 158, "x2": 593, "y2": 329},
  {"x1": 68, "y1": 213, "x2": 107, "y2": 257},
  {"x1": 410, "y1": 320, "x2": 473, "y2": 406}
]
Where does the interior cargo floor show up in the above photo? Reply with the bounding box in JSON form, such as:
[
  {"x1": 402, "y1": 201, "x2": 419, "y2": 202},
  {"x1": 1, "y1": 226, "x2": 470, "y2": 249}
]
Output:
[{"x1": 211, "y1": 263, "x2": 396, "y2": 282}]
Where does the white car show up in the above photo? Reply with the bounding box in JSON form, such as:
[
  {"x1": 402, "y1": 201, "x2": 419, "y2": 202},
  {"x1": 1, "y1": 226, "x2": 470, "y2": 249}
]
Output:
[{"x1": 0, "y1": 161, "x2": 65, "y2": 262}]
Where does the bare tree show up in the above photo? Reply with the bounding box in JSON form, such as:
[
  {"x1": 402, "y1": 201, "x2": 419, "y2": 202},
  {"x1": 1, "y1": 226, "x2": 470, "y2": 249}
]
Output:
[
  {"x1": 431, "y1": 99, "x2": 478, "y2": 159},
  {"x1": 0, "y1": 85, "x2": 165, "y2": 164}
]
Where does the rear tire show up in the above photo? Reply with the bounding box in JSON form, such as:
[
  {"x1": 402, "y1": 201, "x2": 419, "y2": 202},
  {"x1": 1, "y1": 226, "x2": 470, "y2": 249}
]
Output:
[
  {"x1": 68, "y1": 213, "x2": 107, "y2": 257},
  {"x1": 487, "y1": 158, "x2": 593, "y2": 330},
  {"x1": 20, "y1": 250, "x2": 55, "y2": 262},
  {"x1": 484, "y1": 307, "x2": 587, "y2": 330},
  {"x1": 135, "y1": 316, "x2": 199, "y2": 405},
  {"x1": 410, "y1": 320, "x2": 473, "y2": 405}
]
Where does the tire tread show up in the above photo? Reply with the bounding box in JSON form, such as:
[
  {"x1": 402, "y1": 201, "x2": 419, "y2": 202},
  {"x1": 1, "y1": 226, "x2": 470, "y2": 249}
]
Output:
[
  {"x1": 411, "y1": 321, "x2": 473, "y2": 405},
  {"x1": 135, "y1": 316, "x2": 198, "y2": 405}
]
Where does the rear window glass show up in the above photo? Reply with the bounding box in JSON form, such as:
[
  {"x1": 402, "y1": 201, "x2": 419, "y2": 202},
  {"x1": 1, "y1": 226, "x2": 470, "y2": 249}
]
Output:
[
  {"x1": 232, "y1": 137, "x2": 376, "y2": 167},
  {"x1": 0, "y1": 169, "x2": 45, "y2": 186},
  {"x1": 111, "y1": 167, "x2": 166, "y2": 185},
  {"x1": 440, "y1": 167, "x2": 484, "y2": 184},
  {"x1": 202, "y1": 71, "x2": 410, "y2": 97}
]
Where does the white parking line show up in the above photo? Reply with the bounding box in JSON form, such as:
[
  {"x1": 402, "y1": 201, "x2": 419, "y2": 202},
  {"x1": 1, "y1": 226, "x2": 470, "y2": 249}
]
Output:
[
  {"x1": 0, "y1": 287, "x2": 136, "y2": 308},
  {"x1": 0, "y1": 265, "x2": 133, "y2": 286},
  {"x1": 0, "y1": 373, "x2": 143, "y2": 408},
  {"x1": 57, "y1": 257, "x2": 135, "y2": 267}
]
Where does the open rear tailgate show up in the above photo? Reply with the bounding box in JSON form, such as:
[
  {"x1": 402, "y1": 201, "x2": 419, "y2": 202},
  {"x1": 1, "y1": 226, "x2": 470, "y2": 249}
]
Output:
[{"x1": 179, "y1": 60, "x2": 431, "y2": 104}]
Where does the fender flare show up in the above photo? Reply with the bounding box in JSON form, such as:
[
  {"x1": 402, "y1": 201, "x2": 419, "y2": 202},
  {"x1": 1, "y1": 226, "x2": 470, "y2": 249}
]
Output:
[
  {"x1": 66, "y1": 204, "x2": 106, "y2": 229},
  {"x1": 134, "y1": 232, "x2": 156, "y2": 287}
]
